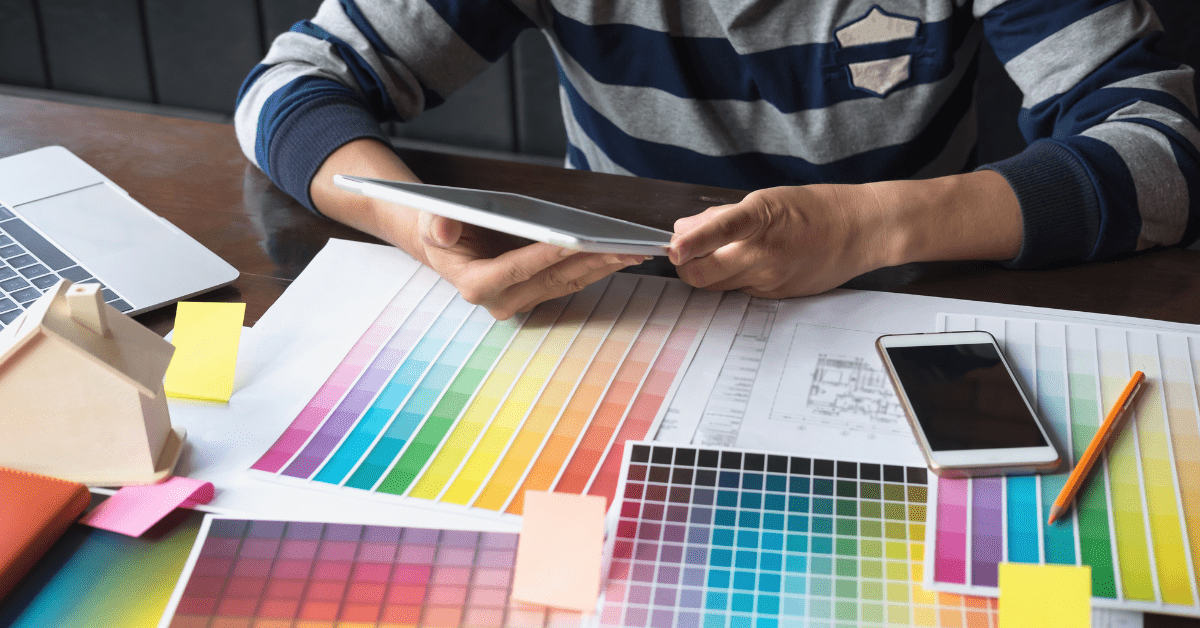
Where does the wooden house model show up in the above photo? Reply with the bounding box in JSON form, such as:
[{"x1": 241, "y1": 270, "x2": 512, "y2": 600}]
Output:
[{"x1": 0, "y1": 280, "x2": 184, "y2": 485}]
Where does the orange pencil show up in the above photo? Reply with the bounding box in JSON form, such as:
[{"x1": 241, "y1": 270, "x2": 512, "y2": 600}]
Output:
[{"x1": 1047, "y1": 370, "x2": 1146, "y2": 525}]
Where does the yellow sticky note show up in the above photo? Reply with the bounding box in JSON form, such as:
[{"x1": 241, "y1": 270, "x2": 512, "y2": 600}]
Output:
[
  {"x1": 999, "y1": 562, "x2": 1091, "y2": 628},
  {"x1": 163, "y1": 301, "x2": 245, "y2": 402},
  {"x1": 512, "y1": 491, "x2": 604, "y2": 612}
]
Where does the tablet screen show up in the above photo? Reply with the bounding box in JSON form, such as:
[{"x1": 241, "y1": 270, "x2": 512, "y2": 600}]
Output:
[{"x1": 364, "y1": 179, "x2": 673, "y2": 245}]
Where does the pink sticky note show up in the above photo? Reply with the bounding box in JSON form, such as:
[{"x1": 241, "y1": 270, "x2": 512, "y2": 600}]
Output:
[
  {"x1": 511, "y1": 491, "x2": 604, "y2": 612},
  {"x1": 80, "y1": 476, "x2": 214, "y2": 537}
]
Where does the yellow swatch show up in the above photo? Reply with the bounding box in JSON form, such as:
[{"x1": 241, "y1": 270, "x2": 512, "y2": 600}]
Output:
[
  {"x1": 164, "y1": 301, "x2": 246, "y2": 402},
  {"x1": 999, "y1": 562, "x2": 1091, "y2": 628},
  {"x1": 512, "y1": 491, "x2": 604, "y2": 612}
]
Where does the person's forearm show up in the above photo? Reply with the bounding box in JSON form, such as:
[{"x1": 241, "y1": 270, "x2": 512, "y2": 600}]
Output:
[
  {"x1": 867, "y1": 170, "x2": 1023, "y2": 268},
  {"x1": 309, "y1": 138, "x2": 427, "y2": 263}
]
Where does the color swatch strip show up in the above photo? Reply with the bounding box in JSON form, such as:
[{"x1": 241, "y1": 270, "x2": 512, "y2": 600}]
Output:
[
  {"x1": 283, "y1": 280, "x2": 459, "y2": 479},
  {"x1": 604, "y1": 442, "x2": 996, "y2": 628},
  {"x1": 472, "y1": 274, "x2": 637, "y2": 512},
  {"x1": 927, "y1": 314, "x2": 1200, "y2": 616},
  {"x1": 250, "y1": 273, "x2": 729, "y2": 517},
  {"x1": 317, "y1": 298, "x2": 491, "y2": 486},
  {"x1": 161, "y1": 518, "x2": 586, "y2": 628},
  {"x1": 251, "y1": 264, "x2": 433, "y2": 473},
  {"x1": 503, "y1": 275, "x2": 663, "y2": 515},
  {"x1": 586, "y1": 288, "x2": 717, "y2": 507},
  {"x1": 340, "y1": 304, "x2": 499, "y2": 492}
]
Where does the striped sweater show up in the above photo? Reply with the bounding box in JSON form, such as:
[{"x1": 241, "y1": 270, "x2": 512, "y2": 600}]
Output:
[{"x1": 234, "y1": 0, "x2": 1200, "y2": 268}]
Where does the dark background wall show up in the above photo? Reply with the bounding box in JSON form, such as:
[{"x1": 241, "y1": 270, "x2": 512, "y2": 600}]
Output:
[
  {"x1": 0, "y1": 0, "x2": 568, "y2": 162},
  {"x1": 1, "y1": 0, "x2": 1197, "y2": 167}
]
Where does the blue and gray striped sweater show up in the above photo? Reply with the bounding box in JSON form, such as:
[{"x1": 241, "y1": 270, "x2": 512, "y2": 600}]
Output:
[{"x1": 234, "y1": 0, "x2": 1200, "y2": 268}]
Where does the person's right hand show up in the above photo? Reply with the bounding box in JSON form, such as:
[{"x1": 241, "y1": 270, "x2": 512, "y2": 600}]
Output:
[
  {"x1": 310, "y1": 138, "x2": 646, "y2": 320},
  {"x1": 414, "y1": 211, "x2": 647, "y2": 320}
]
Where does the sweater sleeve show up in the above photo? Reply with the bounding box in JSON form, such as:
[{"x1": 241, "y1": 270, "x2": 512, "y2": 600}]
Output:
[
  {"x1": 974, "y1": 0, "x2": 1200, "y2": 267},
  {"x1": 233, "y1": 0, "x2": 539, "y2": 211}
]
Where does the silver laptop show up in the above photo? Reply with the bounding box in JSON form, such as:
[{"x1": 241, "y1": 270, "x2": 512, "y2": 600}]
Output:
[{"x1": 0, "y1": 146, "x2": 238, "y2": 327}]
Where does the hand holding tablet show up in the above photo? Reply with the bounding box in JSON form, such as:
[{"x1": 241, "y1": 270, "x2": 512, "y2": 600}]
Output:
[{"x1": 333, "y1": 175, "x2": 673, "y2": 256}]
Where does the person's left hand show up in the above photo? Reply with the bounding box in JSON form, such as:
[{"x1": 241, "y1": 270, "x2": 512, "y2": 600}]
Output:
[{"x1": 668, "y1": 184, "x2": 899, "y2": 298}]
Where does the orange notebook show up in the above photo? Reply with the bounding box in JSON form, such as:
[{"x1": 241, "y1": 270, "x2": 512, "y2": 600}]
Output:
[{"x1": 0, "y1": 466, "x2": 91, "y2": 600}]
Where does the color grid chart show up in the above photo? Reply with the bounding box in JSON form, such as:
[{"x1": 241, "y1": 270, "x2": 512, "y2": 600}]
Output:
[
  {"x1": 601, "y1": 442, "x2": 997, "y2": 628},
  {"x1": 250, "y1": 271, "x2": 729, "y2": 518},
  {"x1": 926, "y1": 314, "x2": 1200, "y2": 617},
  {"x1": 159, "y1": 517, "x2": 586, "y2": 628}
]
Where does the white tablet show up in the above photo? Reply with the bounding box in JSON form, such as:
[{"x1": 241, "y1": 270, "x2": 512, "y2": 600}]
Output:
[{"x1": 333, "y1": 175, "x2": 673, "y2": 255}]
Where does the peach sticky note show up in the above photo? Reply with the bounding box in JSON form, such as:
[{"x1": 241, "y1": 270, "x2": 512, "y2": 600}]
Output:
[
  {"x1": 164, "y1": 301, "x2": 245, "y2": 402},
  {"x1": 512, "y1": 491, "x2": 605, "y2": 611},
  {"x1": 999, "y1": 562, "x2": 1092, "y2": 628},
  {"x1": 79, "y1": 476, "x2": 214, "y2": 537}
]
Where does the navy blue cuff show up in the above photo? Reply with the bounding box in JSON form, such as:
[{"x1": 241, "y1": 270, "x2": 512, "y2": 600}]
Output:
[
  {"x1": 980, "y1": 140, "x2": 1102, "y2": 269},
  {"x1": 266, "y1": 97, "x2": 391, "y2": 214}
]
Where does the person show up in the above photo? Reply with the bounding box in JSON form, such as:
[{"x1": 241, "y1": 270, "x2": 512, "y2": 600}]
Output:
[{"x1": 234, "y1": 0, "x2": 1199, "y2": 319}]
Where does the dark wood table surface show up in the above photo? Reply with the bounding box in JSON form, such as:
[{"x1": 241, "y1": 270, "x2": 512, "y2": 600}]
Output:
[{"x1": 2, "y1": 94, "x2": 1198, "y2": 627}]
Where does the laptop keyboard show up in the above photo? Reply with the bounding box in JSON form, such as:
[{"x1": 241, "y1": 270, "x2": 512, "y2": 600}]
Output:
[{"x1": 0, "y1": 203, "x2": 133, "y2": 329}]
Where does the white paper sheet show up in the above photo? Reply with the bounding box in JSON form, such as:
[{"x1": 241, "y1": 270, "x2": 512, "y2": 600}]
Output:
[
  {"x1": 654, "y1": 291, "x2": 750, "y2": 443},
  {"x1": 165, "y1": 239, "x2": 517, "y2": 532},
  {"x1": 680, "y1": 289, "x2": 1200, "y2": 466},
  {"x1": 737, "y1": 321, "x2": 921, "y2": 464}
]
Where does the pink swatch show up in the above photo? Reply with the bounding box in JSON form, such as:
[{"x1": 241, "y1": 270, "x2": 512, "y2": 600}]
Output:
[{"x1": 80, "y1": 476, "x2": 214, "y2": 537}]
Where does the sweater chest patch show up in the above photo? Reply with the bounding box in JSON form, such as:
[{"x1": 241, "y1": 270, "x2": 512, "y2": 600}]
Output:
[{"x1": 835, "y1": 6, "x2": 921, "y2": 97}]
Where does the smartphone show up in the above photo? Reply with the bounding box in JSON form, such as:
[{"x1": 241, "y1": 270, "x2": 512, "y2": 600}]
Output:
[
  {"x1": 332, "y1": 175, "x2": 673, "y2": 255},
  {"x1": 875, "y1": 331, "x2": 1061, "y2": 477}
]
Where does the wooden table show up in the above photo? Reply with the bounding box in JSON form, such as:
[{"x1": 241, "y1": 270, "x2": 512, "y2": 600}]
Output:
[{"x1": 1, "y1": 94, "x2": 1198, "y2": 627}]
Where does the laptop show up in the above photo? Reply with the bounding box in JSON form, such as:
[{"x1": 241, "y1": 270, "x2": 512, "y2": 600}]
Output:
[{"x1": 0, "y1": 146, "x2": 238, "y2": 327}]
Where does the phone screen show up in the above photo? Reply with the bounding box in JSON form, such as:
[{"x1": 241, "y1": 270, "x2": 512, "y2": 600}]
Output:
[{"x1": 883, "y1": 343, "x2": 1049, "y2": 451}]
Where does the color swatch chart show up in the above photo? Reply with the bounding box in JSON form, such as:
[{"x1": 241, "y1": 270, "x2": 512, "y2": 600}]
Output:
[
  {"x1": 927, "y1": 314, "x2": 1200, "y2": 617},
  {"x1": 602, "y1": 442, "x2": 996, "y2": 628},
  {"x1": 159, "y1": 518, "x2": 584, "y2": 628},
  {"x1": 250, "y1": 268, "x2": 727, "y2": 517}
]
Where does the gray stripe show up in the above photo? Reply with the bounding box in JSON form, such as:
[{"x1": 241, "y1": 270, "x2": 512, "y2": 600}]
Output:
[
  {"x1": 552, "y1": 24, "x2": 980, "y2": 165},
  {"x1": 562, "y1": 90, "x2": 637, "y2": 178},
  {"x1": 257, "y1": 17, "x2": 427, "y2": 121},
  {"x1": 552, "y1": 0, "x2": 725, "y2": 39},
  {"x1": 234, "y1": 63, "x2": 324, "y2": 166},
  {"x1": 1107, "y1": 99, "x2": 1200, "y2": 159},
  {"x1": 1006, "y1": 0, "x2": 1161, "y2": 108},
  {"x1": 552, "y1": 0, "x2": 955, "y2": 50},
  {"x1": 1082, "y1": 120, "x2": 1188, "y2": 248},
  {"x1": 259, "y1": 30, "x2": 427, "y2": 121},
  {"x1": 1106, "y1": 67, "x2": 1198, "y2": 117},
  {"x1": 349, "y1": 0, "x2": 491, "y2": 98},
  {"x1": 261, "y1": 31, "x2": 352, "y2": 80}
]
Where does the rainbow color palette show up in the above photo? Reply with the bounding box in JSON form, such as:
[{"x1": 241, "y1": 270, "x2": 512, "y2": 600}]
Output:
[
  {"x1": 927, "y1": 314, "x2": 1200, "y2": 617},
  {"x1": 603, "y1": 442, "x2": 997, "y2": 627},
  {"x1": 159, "y1": 517, "x2": 585, "y2": 628},
  {"x1": 250, "y1": 270, "x2": 727, "y2": 517}
]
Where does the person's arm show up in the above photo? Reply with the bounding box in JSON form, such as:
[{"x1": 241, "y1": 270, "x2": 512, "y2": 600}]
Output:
[
  {"x1": 673, "y1": 0, "x2": 1199, "y2": 297},
  {"x1": 234, "y1": 0, "x2": 642, "y2": 319},
  {"x1": 669, "y1": 170, "x2": 1021, "y2": 298},
  {"x1": 972, "y1": 0, "x2": 1199, "y2": 267}
]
